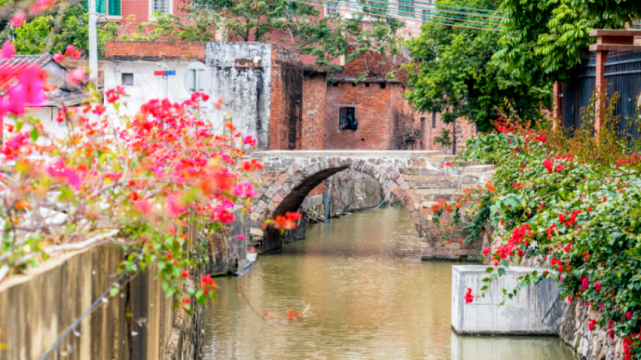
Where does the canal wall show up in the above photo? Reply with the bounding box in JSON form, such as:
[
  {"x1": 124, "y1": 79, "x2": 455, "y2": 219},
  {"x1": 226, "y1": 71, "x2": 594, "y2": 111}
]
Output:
[
  {"x1": 0, "y1": 243, "x2": 206, "y2": 360},
  {"x1": 452, "y1": 265, "x2": 564, "y2": 335},
  {"x1": 479, "y1": 239, "x2": 624, "y2": 359}
]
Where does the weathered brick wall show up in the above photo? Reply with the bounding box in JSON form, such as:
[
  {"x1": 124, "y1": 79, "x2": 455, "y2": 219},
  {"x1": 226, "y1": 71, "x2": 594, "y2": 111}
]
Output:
[
  {"x1": 103, "y1": 41, "x2": 205, "y2": 61},
  {"x1": 268, "y1": 46, "x2": 304, "y2": 150},
  {"x1": 302, "y1": 72, "x2": 327, "y2": 150},
  {"x1": 325, "y1": 81, "x2": 394, "y2": 150},
  {"x1": 391, "y1": 84, "x2": 420, "y2": 149},
  {"x1": 453, "y1": 117, "x2": 478, "y2": 153},
  {"x1": 421, "y1": 113, "x2": 477, "y2": 154}
]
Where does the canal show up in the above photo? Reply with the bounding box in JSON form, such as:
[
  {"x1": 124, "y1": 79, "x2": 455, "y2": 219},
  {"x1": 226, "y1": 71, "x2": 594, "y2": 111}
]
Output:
[{"x1": 202, "y1": 206, "x2": 576, "y2": 359}]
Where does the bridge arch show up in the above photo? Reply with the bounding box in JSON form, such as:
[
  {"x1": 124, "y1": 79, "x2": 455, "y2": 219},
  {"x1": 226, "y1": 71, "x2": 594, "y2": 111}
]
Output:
[{"x1": 247, "y1": 151, "x2": 495, "y2": 260}]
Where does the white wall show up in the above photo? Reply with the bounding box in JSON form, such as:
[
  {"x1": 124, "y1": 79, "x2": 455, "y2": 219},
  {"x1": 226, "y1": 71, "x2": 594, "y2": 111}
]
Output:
[
  {"x1": 5, "y1": 107, "x2": 70, "y2": 143},
  {"x1": 102, "y1": 60, "x2": 228, "y2": 135},
  {"x1": 451, "y1": 265, "x2": 564, "y2": 335}
]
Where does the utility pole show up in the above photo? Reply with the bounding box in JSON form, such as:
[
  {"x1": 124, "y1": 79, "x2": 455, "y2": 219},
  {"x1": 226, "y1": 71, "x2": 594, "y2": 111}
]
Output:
[{"x1": 88, "y1": 0, "x2": 98, "y2": 81}]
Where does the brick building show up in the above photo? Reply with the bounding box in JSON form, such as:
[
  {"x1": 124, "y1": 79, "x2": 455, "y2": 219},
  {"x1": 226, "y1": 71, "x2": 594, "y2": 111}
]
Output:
[{"x1": 103, "y1": 41, "x2": 444, "y2": 151}]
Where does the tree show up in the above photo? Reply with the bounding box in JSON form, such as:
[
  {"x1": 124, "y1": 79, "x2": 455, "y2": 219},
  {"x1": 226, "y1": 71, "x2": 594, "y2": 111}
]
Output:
[
  {"x1": 494, "y1": 0, "x2": 641, "y2": 85},
  {"x1": 191, "y1": 0, "x2": 405, "y2": 73},
  {"x1": 404, "y1": 0, "x2": 551, "y2": 133},
  {"x1": 13, "y1": 5, "x2": 117, "y2": 56}
]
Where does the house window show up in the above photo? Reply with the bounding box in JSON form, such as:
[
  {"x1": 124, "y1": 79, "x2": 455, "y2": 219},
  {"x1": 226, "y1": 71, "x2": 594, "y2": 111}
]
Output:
[
  {"x1": 399, "y1": 0, "x2": 415, "y2": 18},
  {"x1": 84, "y1": 0, "x2": 120, "y2": 16},
  {"x1": 152, "y1": 0, "x2": 171, "y2": 14},
  {"x1": 339, "y1": 107, "x2": 357, "y2": 131},
  {"x1": 325, "y1": 1, "x2": 339, "y2": 15},
  {"x1": 122, "y1": 73, "x2": 134, "y2": 86},
  {"x1": 432, "y1": 111, "x2": 437, "y2": 129}
]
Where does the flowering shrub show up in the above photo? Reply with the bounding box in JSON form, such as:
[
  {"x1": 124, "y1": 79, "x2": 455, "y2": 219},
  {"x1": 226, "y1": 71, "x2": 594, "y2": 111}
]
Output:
[
  {"x1": 434, "y1": 98, "x2": 641, "y2": 358},
  {"x1": 0, "y1": 46, "x2": 297, "y2": 314}
]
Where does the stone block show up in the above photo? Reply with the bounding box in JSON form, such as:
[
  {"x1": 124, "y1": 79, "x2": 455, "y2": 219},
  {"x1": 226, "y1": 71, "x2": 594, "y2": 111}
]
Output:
[
  {"x1": 451, "y1": 265, "x2": 563, "y2": 335},
  {"x1": 249, "y1": 228, "x2": 264, "y2": 237},
  {"x1": 400, "y1": 182, "x2": 410, "y2": 191}
]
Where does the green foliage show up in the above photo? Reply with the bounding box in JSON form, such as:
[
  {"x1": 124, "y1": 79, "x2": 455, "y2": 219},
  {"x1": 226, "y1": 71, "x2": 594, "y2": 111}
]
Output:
[
  {"x1": 14, "y1": 5, "x2": 117, "y2": 56},
  {"x1": 433, "y1": 128, "x2": 452, "y2": 148},
  {"x1": 494, "y1": 0, "x2": 641, "y2": 85},
  {"x1": 194, "y1": 0, "x2": 405, "y2": 74},
  {"x1": 121, "y1": 12, "x2": 216, "y2": 42},
  {"x1": 404, "y1": 0, "x2": 551, "y2": 133},
  {"x1": 435, "y1": 94, "x2": 641, "y2": 356}
]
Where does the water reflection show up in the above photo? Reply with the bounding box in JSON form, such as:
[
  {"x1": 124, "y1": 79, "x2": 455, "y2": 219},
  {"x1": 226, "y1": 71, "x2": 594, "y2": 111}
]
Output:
[{"x1": 202, "y1": 206, "x2": 576, "y2": 360}]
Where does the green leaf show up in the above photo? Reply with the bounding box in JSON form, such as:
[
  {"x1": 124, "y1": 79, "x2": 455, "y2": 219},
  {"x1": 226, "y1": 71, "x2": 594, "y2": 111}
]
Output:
[
  {"x1": 498, "y1": 267, "x2": 507, "y2": 276},
  {"x1": 29, "y1": 128, "x2": 39, "y2": 142}
]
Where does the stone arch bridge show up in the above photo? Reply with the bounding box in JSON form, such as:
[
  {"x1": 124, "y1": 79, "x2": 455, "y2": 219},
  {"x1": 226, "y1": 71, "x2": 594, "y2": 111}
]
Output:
[{"x1": 247, "y1": 150, "x2": 495, "y2": 260}]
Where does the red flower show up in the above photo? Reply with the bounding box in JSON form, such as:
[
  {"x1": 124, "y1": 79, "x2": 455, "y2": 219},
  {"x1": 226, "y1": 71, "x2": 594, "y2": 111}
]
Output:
[
  {"x1": 464, "y1": 288, "x2": 474, "y2": 304},
  {"x1": 181, "y1": 270, "x2": 189, "y2": 278}
]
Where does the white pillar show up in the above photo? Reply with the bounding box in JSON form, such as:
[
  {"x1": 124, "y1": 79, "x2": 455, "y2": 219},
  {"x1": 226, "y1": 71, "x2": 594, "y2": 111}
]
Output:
[{"x1": 88, "y1": 0, "x2": 98, "y2": 81}]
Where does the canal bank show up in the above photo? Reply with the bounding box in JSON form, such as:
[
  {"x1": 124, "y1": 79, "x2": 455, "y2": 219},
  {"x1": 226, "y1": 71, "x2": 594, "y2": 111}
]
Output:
[{"x1": 202, "y1": 206, "x2": 575, "y2": 359}]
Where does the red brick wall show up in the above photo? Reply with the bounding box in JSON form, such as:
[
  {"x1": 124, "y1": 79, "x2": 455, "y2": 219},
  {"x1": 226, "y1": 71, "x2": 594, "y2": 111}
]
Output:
[
  {"x1": 103, "y1": 41, "x2": 205, "y2": 60},
  {"x1": 421, "y1": 113, "x2": 477, "y2": 154},
  {"x1": 301, "y1": 73, "x2": 327, "y2": 150},
  {"x1": 391, "y1": 84, "x2": 420, "y2": 149},
  {"x1": 325, "y1": 81, "x2": 394, "y2": 150},
  {"x1": 119, "y1": 0, "x2": 189, "y2": 32},
  {"x1": 268, "y1": 46, "x2": 304, "y2": 150}
]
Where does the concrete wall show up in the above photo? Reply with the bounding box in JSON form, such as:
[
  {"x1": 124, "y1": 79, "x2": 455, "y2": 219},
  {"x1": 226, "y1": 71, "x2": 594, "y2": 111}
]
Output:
[
  {"x1": 102, "y1": 59, "x2": 194, "y2": 120},
  {"x1": 206, "y1": 43, "x2": 273, "y2": 150},
  {"x1": 0, "y1": 243, "x2": 203, "y2": 360},
  {"x1": 451, "y1": 265, "x2": 564, "y2": 335}
]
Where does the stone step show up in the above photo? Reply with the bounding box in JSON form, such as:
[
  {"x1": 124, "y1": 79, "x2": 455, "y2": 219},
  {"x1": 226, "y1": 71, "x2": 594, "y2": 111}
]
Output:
[
  {"x1": 460, "y1": 164, "x2": 495, "y2": 173},
  {"x1": 427, "y1": 155, "x2": 456, "y2": 162}
]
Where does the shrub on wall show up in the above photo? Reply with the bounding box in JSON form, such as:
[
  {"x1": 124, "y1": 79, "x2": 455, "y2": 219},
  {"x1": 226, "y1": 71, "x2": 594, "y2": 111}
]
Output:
[{"x1": 432, "y1": 96, "x2": 641, "y2": 359}]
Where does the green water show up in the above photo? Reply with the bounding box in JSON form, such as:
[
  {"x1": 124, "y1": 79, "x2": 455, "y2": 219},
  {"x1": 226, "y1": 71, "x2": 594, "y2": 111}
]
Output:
[{"x1": 202, "y1": 206, "x2": 576, "y2": 360}]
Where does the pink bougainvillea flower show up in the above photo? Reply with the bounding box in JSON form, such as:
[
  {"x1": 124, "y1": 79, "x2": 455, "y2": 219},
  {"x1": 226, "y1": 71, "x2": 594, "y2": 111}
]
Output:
[
  {"x1": 92, "y1": 104, "x2": 106, "y2": 115},
  {"x1": 10, "y1": 11, "x2": 26, "y2": 27},
  {"x1": 236, "y1": 234, "x2": 245, "y2": 240},
  {"x1": 231, "y1": 182, "x2": 256, "y2": 198},
  {"x1": 482, "y1": 247, "x2": 491, "y2": 256},
  {"x1": 464, "y1": 288, "x2": 474, "y2": 304},
  {"x1": 64, "y1": 45, "x2": 81, "y2": 60},
  {"x1": 47, "y1": 160, "x2": 81, "y2": 189},
  {"x1": 0, "y1": 42, "x2": 15, "y2": 59},
  {"x1": 134, "y1": 199, "x2": 153, "y2": 215},
  {"x1": 242, "y1": 135, "x2": 257, "y2": 146},
  {"x1": 30, "y1": 0, "x2": 55, "y2": 14},
  {"x1": 166, "y1": 194, "x2": 187, "y2": 218},
  {"x1": 589, "y1": 319, "x2": 597, "y2": 331},
  {"x1": 68, "y1": 68, "x2": 86, "y2": 85},
  {"x1": 53, "y1": 52, "x2": 65, "y2": 63}
]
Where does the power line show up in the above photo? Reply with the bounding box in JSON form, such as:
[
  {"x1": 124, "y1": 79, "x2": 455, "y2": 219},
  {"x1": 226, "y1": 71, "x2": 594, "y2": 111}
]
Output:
[
  {"x1": 289, "y1": 0, "x2": 501, "y2": 31},
  {"x1": 310, "y1": 0, "x2": 501, "y2": 30},
  {"x1": 327, "y1": 0, "x2": 503, "y2": 20}
]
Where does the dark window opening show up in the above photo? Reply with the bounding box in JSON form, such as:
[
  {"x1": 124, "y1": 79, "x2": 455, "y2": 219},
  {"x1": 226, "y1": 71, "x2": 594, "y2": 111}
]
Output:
[
  {"x1": 352, "y1": 83, "x2": 356, "y2": 87},
  {"x1": 380, "y1": 82, "x2": 386, "y2": 89},
  {"x1": 339, "y1": 107, "x2": 358, "y2": 131},
  {"x1": 332, "y1": 82, "x2": 338, "y2": 87},
  {"x1": 432, "y1": 111, "x2": 437, "y2": 129},
  {"x1": 365, "y1": 83, "x2": 370, "y2": 87},
  {"x1": 122, "y1": 73, "x2": 134, "y2": 86}
]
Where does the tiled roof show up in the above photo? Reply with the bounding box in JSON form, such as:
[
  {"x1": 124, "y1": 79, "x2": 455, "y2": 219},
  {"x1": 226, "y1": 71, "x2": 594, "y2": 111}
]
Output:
[{"x1": 0, "y1": 54, "x2": 62, "y2": 69}]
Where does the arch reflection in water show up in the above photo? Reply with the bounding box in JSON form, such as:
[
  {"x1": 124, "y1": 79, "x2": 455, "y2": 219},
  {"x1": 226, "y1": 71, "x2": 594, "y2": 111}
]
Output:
[{"x1": 202, "y1": 206, "x2": 576, "y2": 360}]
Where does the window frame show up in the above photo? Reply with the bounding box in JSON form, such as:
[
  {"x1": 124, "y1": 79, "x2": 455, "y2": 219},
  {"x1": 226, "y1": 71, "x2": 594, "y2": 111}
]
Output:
[
  {"x1": 149, "y1": 0, "x2": 173, "y2": 18},
  {"x1": 338, "y1": 106, "x2": 357, "y2": 131},
  {"x1": 121, "y1": 73, "x2": 134, "y2": 86}
]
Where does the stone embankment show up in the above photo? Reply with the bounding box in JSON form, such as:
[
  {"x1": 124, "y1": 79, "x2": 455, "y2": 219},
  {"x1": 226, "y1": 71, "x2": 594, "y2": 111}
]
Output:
[
  {"x1": 0, "y1": 243, "x2": 202, "y2": 360},
  {"x1": 0, "y1": 210, "x2": 247, "y2": 360},
  {"x1": 478, "y1": 237, "x2": 625, "y2": 360}
]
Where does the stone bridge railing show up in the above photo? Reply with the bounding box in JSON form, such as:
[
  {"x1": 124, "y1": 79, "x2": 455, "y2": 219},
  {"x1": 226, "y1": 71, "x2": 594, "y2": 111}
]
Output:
[{"x1": 247, "y1": 150, "x2": 495, "y2": 260}]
